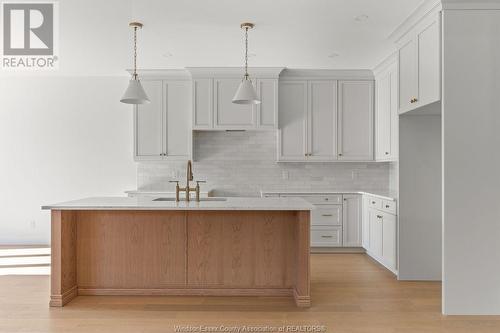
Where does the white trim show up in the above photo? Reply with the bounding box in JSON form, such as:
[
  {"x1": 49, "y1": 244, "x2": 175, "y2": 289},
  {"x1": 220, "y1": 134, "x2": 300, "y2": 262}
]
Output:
[
  {"x1": 441, "y1": 0, "x2": 500, "y2": 10},
  {"x1": 388, "y1": 0, "x2": 442, "y2": 44},
  {"x1": 186, "y1": 67, "x2": 285, "y2": 78},
  {"x1": 372, "y1": 52, "x2": 398, "y2": 76},
  {"x1": 280, "y1": 69, "x2": 374, "y2": 80}
]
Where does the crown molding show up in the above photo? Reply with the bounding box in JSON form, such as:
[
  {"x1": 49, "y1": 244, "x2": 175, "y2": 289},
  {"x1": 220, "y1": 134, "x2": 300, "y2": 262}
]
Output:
[
  {"x1": 186, "y1": 67, "x2": 285, "y2": 78},
  {"x1": 279, "y1": 69, "x2": 374, "y2": 80},
  {"x1": 126, "y1": 69, "x2": 191, "y2": 80},
  {"x1": 372, "y1": 51, "x2": 398, "y2": 77},
  {"x1": 441, "y1": 0, "x2": 500, "y2": 9},
  {"x1": 388, "y1": 0, "x2": 442, "y2": 44}
]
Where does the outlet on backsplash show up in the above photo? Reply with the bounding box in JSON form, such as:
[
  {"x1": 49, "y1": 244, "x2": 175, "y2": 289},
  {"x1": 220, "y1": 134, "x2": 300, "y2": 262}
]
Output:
[{"x1": 281, "y1": 170, "x2": 289, "y2": 180}]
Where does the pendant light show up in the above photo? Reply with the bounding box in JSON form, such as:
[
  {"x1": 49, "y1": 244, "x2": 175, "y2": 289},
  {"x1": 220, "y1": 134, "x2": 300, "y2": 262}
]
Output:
[
  {"x1": 120, "y1": 22, "x2": 150, "y2": 104},
  {"x1": 232, "y1": 22, "x2": 260, "y2": 105}
]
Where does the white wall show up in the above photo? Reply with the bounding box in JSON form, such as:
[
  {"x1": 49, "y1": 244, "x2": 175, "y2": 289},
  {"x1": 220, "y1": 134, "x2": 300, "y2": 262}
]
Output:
[
  {"x1": 442, "y1": 8, "x2": 500, "y2": 315},
  {"x1": 398, "y1": 112, "x2": 442, "y2": 280},
  {"x1": 0, "y1": 77, "x2": 136, "y2": 244}
]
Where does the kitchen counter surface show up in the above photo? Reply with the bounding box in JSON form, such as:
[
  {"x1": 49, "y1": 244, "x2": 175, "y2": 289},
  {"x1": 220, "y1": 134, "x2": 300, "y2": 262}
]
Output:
[
  {"x1": 260, "y1": 190, "x2": 397, "y2": 201},
  {"x1": 42, "y1": 196, "x2": 314, "y2": 211}
]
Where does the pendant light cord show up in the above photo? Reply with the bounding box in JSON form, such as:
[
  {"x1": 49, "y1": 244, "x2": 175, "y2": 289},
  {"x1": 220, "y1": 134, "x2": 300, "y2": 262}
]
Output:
[
  {"x1": 244, "y1": 27, "x2": 249, "y2": 80},
  {"x1": 133, "y1": 27, "x2": 138, "y2": 80}
]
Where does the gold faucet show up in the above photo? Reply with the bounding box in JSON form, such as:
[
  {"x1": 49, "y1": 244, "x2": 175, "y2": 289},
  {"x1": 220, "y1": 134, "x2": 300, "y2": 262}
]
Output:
[{"x1": 169, "y1": 160, "x2": 205, "y2": 202}]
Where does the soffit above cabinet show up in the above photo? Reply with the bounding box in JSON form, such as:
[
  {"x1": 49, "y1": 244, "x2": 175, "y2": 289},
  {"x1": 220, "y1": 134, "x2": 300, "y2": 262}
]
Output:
[{"x1": 186, "y1": 67, "x2": 285, "y2": 79}]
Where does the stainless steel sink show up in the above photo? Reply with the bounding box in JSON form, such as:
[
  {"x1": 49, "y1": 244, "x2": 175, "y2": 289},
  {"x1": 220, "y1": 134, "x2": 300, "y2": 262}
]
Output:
[{"x1": 153, "y1": 197, "x2": 227, "y2": 202}]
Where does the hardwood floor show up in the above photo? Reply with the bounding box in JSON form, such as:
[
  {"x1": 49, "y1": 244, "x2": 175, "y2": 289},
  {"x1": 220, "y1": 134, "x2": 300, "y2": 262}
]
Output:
[{"x1": 1, "y1": 253, "x2": 499, "y2": 333}]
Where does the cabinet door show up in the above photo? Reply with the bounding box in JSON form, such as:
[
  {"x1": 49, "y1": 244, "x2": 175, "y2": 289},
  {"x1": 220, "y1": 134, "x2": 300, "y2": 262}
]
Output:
[
  {"x1": 165, "y1": 81, "x2": 191, "y2": 158},
  {"x1": 192, "y1": 78, "x2": 212, "y2": 129},
  {"x1": 389, "y1": 66, "x2": 399, "y2": 160},
  {"x1": 135, "y1": 80, "x2": 164, "y2": 159},
  {"x1": 368, "y1": 209, "x2": 383, "y2": 258},
  {"x1": 382, "y1": 212, "x2": 397, "y2": 271},
  {"x1": 256, "y1": 79, "x2": 277, "y2": 129},
  {"x1": 376, "y1": 63, "x2": 398, "y2": 161},
  {"x1": 343, "y1": 195, "x2": 362, "y2": 247},
  {"x1": 376, "y1": 73, "x2": 391, "y2": 160},
  {"x1": 308, "y1": 81, "x2": 337, "y2": 161},
  {"x1": 214, "y1": 78, "x2": 255, "y2": 129},
  {"x1": 399, "y1": 38, "x2": 417, "y2": 113},
  {"x1": 278, "y1": 81, "x2": 307, "y2": 161},
  {"x1": 361, "y1": 196, "x2": 370, "y2": 249},
  {"x1": 417, "y1": 15, "x2": 440, "y2": 107},
  {"x1": 338, "y1": 81, "x2": 374, "y2": 161}
]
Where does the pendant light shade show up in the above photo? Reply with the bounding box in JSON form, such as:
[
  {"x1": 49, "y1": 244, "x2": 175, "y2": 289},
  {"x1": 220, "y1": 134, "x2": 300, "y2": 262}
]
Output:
[
  {"x1": 121, "y1": 79, "x2": 150, "y2": 104},
  {"x1": 232, "y1": 79, "x2": 260, "y2": 105},
  {"x1": 232, "y1": 22, "x2": 260, "y2": 105},
  {"x1": 121, "y1": 22, "x2": 150, "y2": 105}
]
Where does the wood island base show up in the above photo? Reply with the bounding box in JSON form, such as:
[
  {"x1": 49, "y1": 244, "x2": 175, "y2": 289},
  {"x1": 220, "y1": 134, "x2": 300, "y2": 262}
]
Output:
[{"x1": 50, "y1": 209, "x2": 311, "y2": 307}]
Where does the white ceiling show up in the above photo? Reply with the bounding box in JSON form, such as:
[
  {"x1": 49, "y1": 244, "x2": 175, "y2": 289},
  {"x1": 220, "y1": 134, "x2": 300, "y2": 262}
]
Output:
[
  {"x1": 1, "y1": 0, "x2": 426, "y2": 77},
  {"x1": 134, "y1": 0, "x2": 426, "y2": 70}
]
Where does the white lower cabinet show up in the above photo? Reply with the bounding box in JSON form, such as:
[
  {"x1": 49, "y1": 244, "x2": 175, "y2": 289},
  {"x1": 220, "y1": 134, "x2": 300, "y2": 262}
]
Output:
[
  {"x1": 364, "y1": 195, "x2": 398, "y2": 274},
  {"x1": 343, "y1": 194, "x2": 362, "y2": 247},
  {"x1": 276, "y1": 193, "x2": 362, "y2": 248},
  {"x1": 311, "y1": 227, "x2": 342, "y2": 247}
]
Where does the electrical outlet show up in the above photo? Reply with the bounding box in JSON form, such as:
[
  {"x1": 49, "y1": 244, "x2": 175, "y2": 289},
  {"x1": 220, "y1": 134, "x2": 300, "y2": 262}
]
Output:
[
  {"x1": 281, "y1": 170, "x2": 289, "y2": 180},
  {"x1": 30, "y1": 220, "x2": 36, "y2": 229}
]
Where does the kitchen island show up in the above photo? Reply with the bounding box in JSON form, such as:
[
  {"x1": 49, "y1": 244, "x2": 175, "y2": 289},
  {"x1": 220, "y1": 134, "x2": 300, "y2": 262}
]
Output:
[{"x1": 42, "y1": 196, "x2": 313, "y2": 307}]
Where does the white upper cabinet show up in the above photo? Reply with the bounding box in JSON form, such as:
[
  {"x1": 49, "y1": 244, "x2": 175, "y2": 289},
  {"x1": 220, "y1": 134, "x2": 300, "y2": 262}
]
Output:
[
  {"x1": 343, "y1": 194, "x2": 362, "y2": 247},
  {"x1": 188, "y1": 68, "x2": 283, "y2": 130},
  {"x1": 192, "y1": 78, "x2": 213, "y2": 129},
  {"x1": 214, "y1": 78, "x2": 255, "y2": 129},
  {"x1": 308, "y1": 81, "x2": 337, "y2": 161},
  {"x1": 278, "y1": 81, "x2": 307, "y2": 161},
  {"x1": 375, "y1": 60, "x2": 399, "y2": 161},
  {"x1": 135, "y1": 80, "x2": 163, "y2": 158},
  {"x1": 338, "y1": 81, "x2": 374, "y2": 161},
  {"x1": 134, "y1": 78, "x2": 191, "y2": 161},
  {"x1": 256, "y1": 79, "x2": 278, "y2": 129},
  {"x1": 398, "y1": 11, "x2": 441, "y2": 113},
  {"x1": 399, "y1": 39, "x2": 417, "y2": 113},
  {"x1": 278, "y1": 77, "x2": 374, "y2": 162}
]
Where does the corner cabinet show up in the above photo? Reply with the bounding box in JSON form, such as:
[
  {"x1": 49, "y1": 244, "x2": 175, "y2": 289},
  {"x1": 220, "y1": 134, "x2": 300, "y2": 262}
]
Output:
[
  {"x1": 278, "y1": 79, "x2": 373, "y2": 162},
  {"x1": 188, "y1": 68, "x2": 283, "y2": 130},
  {"x1": 398, "y1": 11, "x2": 441, "y2": 113},
  {"x1": 363, "y1": 195, "x2": 398, "y2": 274},
  {"x1": 375, "y1": 60, "x2": 399, "y2": 161},
  {"x1": 134, "y1": 79, "x2": 191, "y2": 161}
]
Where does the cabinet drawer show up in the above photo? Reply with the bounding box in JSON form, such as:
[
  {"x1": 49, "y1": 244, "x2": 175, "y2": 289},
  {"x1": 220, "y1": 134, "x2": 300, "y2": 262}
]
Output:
[
  {"x1": 382, "y1": 200, "x2": 397, "y2": 214},
  {"x1": 311, "y1": 227, "x2": 342, "y2": 247},
  {"x1": 311, "y1": 205, "x2": 342, "y2": 226},
  {"x1": 367, "y1": 197, "x2": 382, "y2": 209},
  {"x1": 303, "y1": 195, "x2": 342, "y2": 205}
]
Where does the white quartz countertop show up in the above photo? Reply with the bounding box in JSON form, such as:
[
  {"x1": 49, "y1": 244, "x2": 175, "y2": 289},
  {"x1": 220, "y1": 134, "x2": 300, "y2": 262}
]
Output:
[
  {"x1": 260, "y1": 190, "x2": 397, "y2": 201},
  {"x1": 42, "y1": 196, "x2": 314, "y2": 211}
]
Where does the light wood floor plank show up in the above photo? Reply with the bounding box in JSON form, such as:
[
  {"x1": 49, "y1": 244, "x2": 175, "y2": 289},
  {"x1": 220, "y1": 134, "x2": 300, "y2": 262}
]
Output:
[{"x1": 0, "y1": 253, "x2": 499, "y2": 333}]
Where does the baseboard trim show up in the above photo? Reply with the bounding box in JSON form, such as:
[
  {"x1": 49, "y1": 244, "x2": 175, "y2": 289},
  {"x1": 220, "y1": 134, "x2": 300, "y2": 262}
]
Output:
[
  {"x1": 293, "y1": 288, "x2": 311, "y2": 307},
  {"x1": 78, "y1": 287, "x2": 294, "y2": 297},
  {"x1": 50, "y1": 285, "x2": 77, "y2": 307},
  {"x1": 311, "y1": 247, "x2": 365, "y2": 254}
]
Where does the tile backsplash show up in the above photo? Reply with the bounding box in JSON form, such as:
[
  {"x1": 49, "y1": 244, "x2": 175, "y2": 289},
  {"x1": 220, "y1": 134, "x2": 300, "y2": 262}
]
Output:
[{"x1": 137, "y1": 131, "x2": 391, "y2": 197}]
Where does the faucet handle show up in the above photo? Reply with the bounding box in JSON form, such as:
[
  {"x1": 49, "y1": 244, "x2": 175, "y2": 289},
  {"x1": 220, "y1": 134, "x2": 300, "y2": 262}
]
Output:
[
  {"x1": 195, "y1": 180, "x2": 206, "y2": 185},
  {"x1": 169, "y1": 180, "x2": 179, "y2": 185}
]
